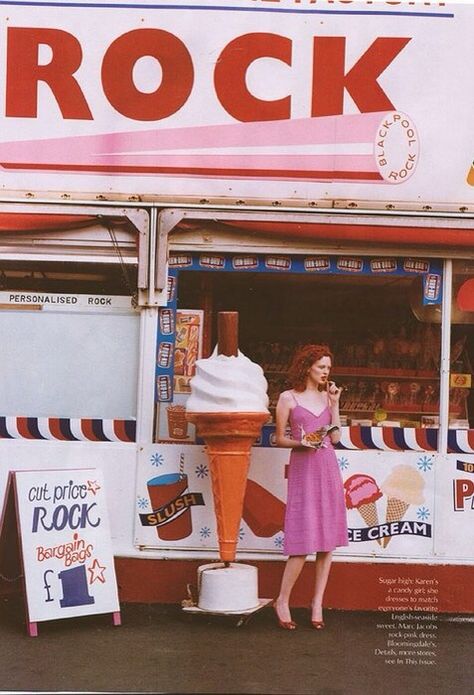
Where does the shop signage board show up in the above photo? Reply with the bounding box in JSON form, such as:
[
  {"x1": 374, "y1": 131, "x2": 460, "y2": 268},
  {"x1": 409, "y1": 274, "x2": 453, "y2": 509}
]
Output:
[
  {"x1": 0, "y1": 468, "x2": 120, "y2": 636},
  {"x1": 434, "y1": 454, "x2": 474, "y2": 558},
  {"x1": 0, "y1": 1, "x2": 473, "y2": 207},
  {"x1": 0, "y1": 292, "x2": 134, "y2": 311},
  {"x1": 134, "y1": 444, "x2": 438, "y2": 560}
]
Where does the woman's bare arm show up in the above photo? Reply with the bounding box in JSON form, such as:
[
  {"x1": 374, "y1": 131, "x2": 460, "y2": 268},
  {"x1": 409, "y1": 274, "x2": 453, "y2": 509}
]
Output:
[{"x1": 275, "y1": 391, "x2": 303, "y2": 448}]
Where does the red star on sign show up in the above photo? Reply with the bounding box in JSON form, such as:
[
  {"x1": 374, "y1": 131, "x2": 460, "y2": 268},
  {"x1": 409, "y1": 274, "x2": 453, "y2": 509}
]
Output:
[
  {"x1": 88, "y1": 559, "x2": 106, "y2": 584},
  {"x1": 87, "y1": 480, "x2": 101, "y2": 495}
]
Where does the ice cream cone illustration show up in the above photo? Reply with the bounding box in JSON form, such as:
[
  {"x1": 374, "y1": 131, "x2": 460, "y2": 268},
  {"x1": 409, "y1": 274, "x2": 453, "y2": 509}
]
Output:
[
  {"x1": 380, "y1": 465, "x2": 425, "y2": 548},
  {"x1": 186, "y1": 312, "x2": 269, "y2": 563},
  {"x1": 357, "y1": 502, "x2": 380, "y2": 532},
  {"x1": 385, "y1": 497, "x2": 410, "y2": 524},
  {"x1": 344, "y1": 474, "x2": 383, "y2": 546}
]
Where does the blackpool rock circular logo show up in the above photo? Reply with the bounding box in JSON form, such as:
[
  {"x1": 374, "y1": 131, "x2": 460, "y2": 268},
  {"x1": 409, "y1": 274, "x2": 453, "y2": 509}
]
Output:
[{"x1": 375, "y1": 111, "x2": 419, "y2": 184}]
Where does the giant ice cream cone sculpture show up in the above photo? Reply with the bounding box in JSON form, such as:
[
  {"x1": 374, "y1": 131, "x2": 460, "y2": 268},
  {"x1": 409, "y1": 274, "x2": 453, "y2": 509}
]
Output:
[
  {"x1": 380, "y1": 465, "x2": 425, "y2": 548},
  {"x1": 186, "y1": 312, "x2": 269, "y2": 563}
]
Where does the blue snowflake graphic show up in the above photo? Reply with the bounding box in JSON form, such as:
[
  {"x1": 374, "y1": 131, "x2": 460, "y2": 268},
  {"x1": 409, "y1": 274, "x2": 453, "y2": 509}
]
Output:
[
  {"x1": 200, "y1": 526, "x2": 211, "y2": 539},
  {"x1": 150, "y1": 452, "x2": 164, "y2": 467},
  {"x1": 417, "y1": 455, "x2": 434, "y2": 472},
  {"x1": 338, "y1": 456, "x2": 350, "y2": 471},
  {"x1": 238, "y1": 526, "x2": 245, "y2": 540},
  {"x1": 137, "y1": 496, "x2": 149, "y2": 510},
  {"x1": 416, "y1": 506, "x2": 430, "y2": 521},
  {"x1": 195, "y1": 463, "x2": 209, "y2": 479},
  {"x1": 274, "y1": 535, "x2": 284, "y2": 549}
]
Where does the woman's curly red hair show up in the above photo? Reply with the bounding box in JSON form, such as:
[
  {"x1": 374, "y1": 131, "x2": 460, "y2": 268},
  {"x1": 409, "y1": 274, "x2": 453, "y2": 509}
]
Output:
[{"x1": 288, "y1": 344, "x2": 334, "y2": 392}]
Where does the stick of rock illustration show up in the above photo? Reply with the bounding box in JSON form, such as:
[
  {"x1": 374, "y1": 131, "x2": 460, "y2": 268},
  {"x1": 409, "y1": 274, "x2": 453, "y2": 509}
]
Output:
[
  {"x1": 380, "y1": 464, "x2": 425, "y2": 548},
  {"x1": 0, "y1": 112, "x2": 418, "y2": 184},
  {"x1": 186, "y1": 312, "x2": 269, "y2": 563},
  {"x1": 343, "y1": 474, "x2": 383, "y2": 546}
]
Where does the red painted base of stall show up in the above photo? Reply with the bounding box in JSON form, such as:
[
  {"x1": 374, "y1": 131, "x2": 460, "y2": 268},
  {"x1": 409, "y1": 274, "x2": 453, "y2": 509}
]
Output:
[{"x1": 114, "y1": 557, "x2": 474, "y2": 614}]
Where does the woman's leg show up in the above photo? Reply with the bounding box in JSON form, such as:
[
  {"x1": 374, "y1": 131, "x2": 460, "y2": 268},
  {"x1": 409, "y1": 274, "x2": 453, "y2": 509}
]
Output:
[
  {"x1": 275, "y1": 555, "x2": 306, "y2": 623},
  {"x1": 311, "y1": 551, "x2": 333, "y2": 622}
]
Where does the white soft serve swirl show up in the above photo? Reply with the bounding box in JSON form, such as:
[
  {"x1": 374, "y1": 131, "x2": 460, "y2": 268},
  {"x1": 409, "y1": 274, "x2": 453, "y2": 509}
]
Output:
[{"x1": 186, "y1": 350, "x2": 269, "y2": 413}]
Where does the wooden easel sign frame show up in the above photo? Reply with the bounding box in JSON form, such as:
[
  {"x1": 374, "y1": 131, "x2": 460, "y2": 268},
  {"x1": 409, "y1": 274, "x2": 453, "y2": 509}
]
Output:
[{"x1": 0, "y1": 468, "x2": 121, "y2": 636}]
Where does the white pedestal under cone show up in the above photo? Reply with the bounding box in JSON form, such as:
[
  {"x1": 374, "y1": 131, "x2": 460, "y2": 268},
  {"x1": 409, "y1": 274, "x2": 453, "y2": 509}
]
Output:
[{"x1": 197, "y1": 563, "x2": 259, "y2": 613}]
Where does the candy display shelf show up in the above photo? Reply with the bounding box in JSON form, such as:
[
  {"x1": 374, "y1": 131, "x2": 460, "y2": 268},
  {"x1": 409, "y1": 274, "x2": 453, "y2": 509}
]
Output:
[
  {"x1": 333, "y1": 367, "x2": 438, "y2": 379},
  {"x1": 264, "y1": 365, "x2": 468, "y2": 427}
]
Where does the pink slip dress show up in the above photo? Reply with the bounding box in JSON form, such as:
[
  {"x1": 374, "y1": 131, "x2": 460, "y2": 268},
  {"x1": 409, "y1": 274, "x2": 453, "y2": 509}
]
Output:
[{"x1": 283, "y1": 393, "x2": 349, "y2": 556}]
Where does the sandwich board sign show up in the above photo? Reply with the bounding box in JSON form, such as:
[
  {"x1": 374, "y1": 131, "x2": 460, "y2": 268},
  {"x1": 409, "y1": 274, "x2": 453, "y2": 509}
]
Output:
[{"x1": 0, "y1": 468, "x2": 120, "y2": 636}]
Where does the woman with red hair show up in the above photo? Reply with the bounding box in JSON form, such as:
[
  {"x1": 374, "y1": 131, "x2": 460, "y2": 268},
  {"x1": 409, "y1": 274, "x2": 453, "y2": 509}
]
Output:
[{"x1": 273, "y1": 344, "x2": 348, "y2": 630}]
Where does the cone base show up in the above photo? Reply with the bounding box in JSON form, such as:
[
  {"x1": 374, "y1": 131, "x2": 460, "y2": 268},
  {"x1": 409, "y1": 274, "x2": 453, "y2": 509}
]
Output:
[{"x1": 197, "y1": 562, "x2": 259, "y2": 612}]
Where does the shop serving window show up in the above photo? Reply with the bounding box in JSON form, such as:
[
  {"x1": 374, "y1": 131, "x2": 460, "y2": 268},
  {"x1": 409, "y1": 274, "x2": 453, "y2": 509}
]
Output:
[
  {"x1": 154, "y1": 253, "x2": 472, "y2": 446},
  {"x1": 0, "y1": 260, "x2": 139, "y2": 422}
]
